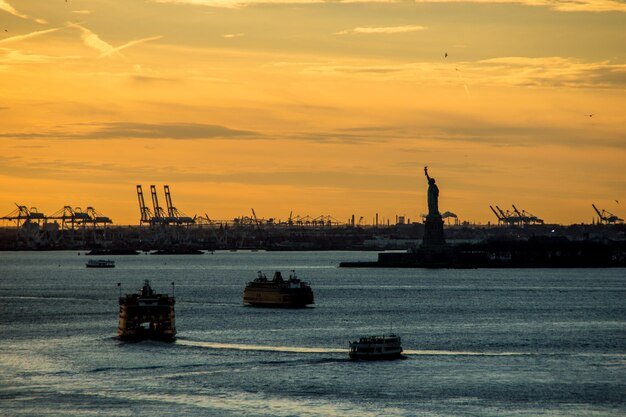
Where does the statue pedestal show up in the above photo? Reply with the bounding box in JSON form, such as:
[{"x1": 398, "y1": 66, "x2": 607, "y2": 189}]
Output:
[{"x1": 422, "y1": 215, "x2": 446, "y2": 247}]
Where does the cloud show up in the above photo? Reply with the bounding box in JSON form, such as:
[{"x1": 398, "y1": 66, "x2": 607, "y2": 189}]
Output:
[
  {"x1": 335, "y1": 25, "x2": 428, "y2": 35},
  {"x1": 223, "y1": 33, "x2": 245, "y2": 38},
  {"x1": 287, "y1": 56, "x2": 626, "y2": 89},
  {"x1": 71, "y1": 10, "x2": 92, "y2": 15},
  {"x1": 473, "y1": 56, "x2": 626, "y2": 89},
  {"x1": 150, "y1": 0, "x2": 626, "y2": 12},
  {"x1": 98, "y1": 35, "x2": 163, "y2": 58},
  {"x1": 0, "y1": 122, "x2": 257, "y2": 140},
  {"x1": 131, "y1": 74, "x2": 179, "y2": 83},
  {"x1": 0, "y1": 154, "x2": 417, "y2": 192},
  {"x1": 0, "y1": 0, "x2": 47, "y2": 23},
  {"x1": 68, "y1": 23, "x2": 162, "y2": 59},
  {"x1": 0, "y1": 27, "x2": 65, "y2": 45},
  {"x1": 0, "y1": 49, "x2": 82, "y2": 64}
]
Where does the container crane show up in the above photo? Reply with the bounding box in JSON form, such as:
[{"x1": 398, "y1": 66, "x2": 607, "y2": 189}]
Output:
[
  {"x1": 163, "y1": 185, "x2": 194, "y2": 224},
  {"x1": 251, "y1": 208, "x2": 261, "y2": 231},
  {"x1": 150, "y1": 185, "x2": 167, "y2": 224},
  {"x1": 441, "y1": 211, "x2": 458, "y2": 225},
  {"x1": 494, "y1": 205, "x2": 522, "y2": 226},
  {"x1": 489, "y1": 205, "x2": 505, "y2": 224},
  {"x1": 136, "y1": 185, "x2": 153, "y2": 225},
  {"x1": 512, "y1": 204, "x2": 543, "y2": 225},
  {"x1": 86, "y1": 207, "x2": 112, "y2": 226},
  {"x1": 1, "y1": 203, "x2": 45, "y2": 227},
  {"x1": 592, "y1": 204, "x2": 624, "y2": 224},
  {"x1": 47, "y1": 206, "x2": 87, "y2": 230}
]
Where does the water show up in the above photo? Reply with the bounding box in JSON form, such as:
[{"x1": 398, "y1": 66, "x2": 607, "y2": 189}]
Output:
[{"x1": 0, "y1": 251, "x2": 624, "y2": 416}]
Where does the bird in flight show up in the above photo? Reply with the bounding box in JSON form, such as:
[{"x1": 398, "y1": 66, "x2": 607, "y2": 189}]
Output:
[
  {"x1": 444, "y1": 52, "x2": 448, "y2": 58},
  {"x1": 588, "y1": 113, "x2": 595, "y2": 117}
]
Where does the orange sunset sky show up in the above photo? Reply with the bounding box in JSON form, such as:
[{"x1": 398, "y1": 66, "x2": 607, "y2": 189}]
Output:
[{"x1": 1, "y1": 0, "x2": 624, "y2": 225}]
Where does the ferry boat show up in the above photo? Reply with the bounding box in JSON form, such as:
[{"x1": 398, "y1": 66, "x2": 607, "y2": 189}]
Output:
[
  {"x1": 86, "y1": 259, "x2": 115, "y2": 268},
  {"x1": 349, "y1": 334, "x2": 404, "y2": 360},
  {"x1": 243, "y1": 270, "x2": 314, "y2": 308},
  {"x1": 117, "y1": 280, "x2": 176, "y2": 341}
]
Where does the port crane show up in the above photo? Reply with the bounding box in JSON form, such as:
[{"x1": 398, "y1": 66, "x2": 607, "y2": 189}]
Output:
[
  {"x1": 136, "y1": 185, "x2": 154, "y2": 225},
  {"x1": 490, "y1": 205, "x2": 543, "y2": 226},
  {"x1": 164, "y1": 185, "x2": 195, "y2": 224},
  {"x1": 441, "y1": 211, "x2": 459, "y2": 225},
  {"x1": 85, "y1": 207, "x2": 112, "y2": 226},
  {"x1": 512, "y1": 205, "x2": 544, "y2": 225},
  {"x1": 47, "y1": 206, "x2": 91, "y2": 230},
  {"x1": 251, "y1": 208, "x2": 261, "y2": 231},
  {"x1": 592, "y1": 204, "x2": 623, "y2": 224},
  {"x1": 137, "y1": 185, "x2": 196, "y2": 226},
  {"x1": 489, "y1": 205, "x2": 505, "y2": 225},
  {"x1": 1, "y1": 203, "x2": 45, "y2": 227},
  {"x1": 150, "y1": 185, "x2": 167, "y2": 224},
  {"x1": 495, "y1": 205, "x2": 521, "y2": 226}
]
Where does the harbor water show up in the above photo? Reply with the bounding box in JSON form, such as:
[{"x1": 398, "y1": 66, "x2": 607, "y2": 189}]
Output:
[{"x1": 0, "y1": 251, "x2": 625, "y2": 416}]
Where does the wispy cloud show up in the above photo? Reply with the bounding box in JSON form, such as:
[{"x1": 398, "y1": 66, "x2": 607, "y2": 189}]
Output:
[
  {"x1": 335, "y1": 25, "x2": 427, "y2": 35},
  {"x1": 413, "y1": 0, "x2": 626, "y2": 13},
  {"x1": 284, "y1": 56, "x2": 626, "y2": 89},
  {"x1": 69, "y1": 23, "x2": 162, "y2": 59},
  {"x1": 71, "y1": 10, "x2": 92, "y2": 15},
  {"x1": 0, "y1": 0, "x2": 47, "y2": 24},
  {"x1": 0, "y1": 122, "x2": 257, "y2": 140},
  {"x1": 151, "y1": 0, "x2": 626, "y2": 12},
  {"x1": 0, "y1": 49, "x2": 82, "y2": 64},
  {"x1": 473, "y1": 56, "x2": 626, "y2": 88},
  {"x1": 223, "y1": 33, "x2": 245, "y2": 38},
  {"x1": 0, "y1": 27, "x2": 64, "y2": 45},
  {"x1": 98, "y1": 36, "x2": 163, "y2": 58}
]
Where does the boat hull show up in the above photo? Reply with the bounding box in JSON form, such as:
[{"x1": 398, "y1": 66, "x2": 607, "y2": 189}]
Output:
[
  {"x1": 117, "y1": 328, "x2": 176, "y2": 342},
  {"x1": 349, "y1": 352, "x2": 405, "y2": 360},
  {"x1": 243, "y1": 287, "x2": 314, "y2": 308}
]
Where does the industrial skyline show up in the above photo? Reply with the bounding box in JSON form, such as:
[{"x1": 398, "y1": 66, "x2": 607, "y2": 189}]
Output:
[
  {"x1": 1, "y1": 0, "x2": 624, "y2": 225},
  {"x1": 1, "y1": 184, "x2": 622, "y2": 227}
]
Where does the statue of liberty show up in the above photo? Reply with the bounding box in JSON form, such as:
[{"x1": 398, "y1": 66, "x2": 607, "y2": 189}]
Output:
[{"x1": 424, "y1": 166, "x2": 440, "y2": 218}]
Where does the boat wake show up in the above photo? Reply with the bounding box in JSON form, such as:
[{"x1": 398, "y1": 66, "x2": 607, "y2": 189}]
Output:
[
  {"x1": 176, "y1": 339, "x2": 345, "y2": 353},
  {"x1": 403, "y1": 349, "x2": 532, "y2": 356},
  {"x1": 176, "y1": 339, "x2": 532, "y2": 356}
]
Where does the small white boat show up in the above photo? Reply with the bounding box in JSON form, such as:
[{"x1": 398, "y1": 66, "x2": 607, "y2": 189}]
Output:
[
  {"x1": 86, "y1": 259, "x2": 115, "y2": 268},
  {"x1": 349, "y1": 334, "x2": 404, "y2": 360}
]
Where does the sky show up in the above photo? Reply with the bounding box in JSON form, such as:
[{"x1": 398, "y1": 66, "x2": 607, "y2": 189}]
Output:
[{"x1": 0, "y1": 0, "x2": 625, "y2": 226}]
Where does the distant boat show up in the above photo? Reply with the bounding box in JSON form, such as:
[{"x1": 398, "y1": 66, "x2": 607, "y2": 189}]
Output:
[
  {"x1": 349, "y1": 334, "x2": 404, "y2": 360},
  {"x1": 243, "y1": 270, "x2": 314, "y2": 308},
  {"x1": 87, "y1": 249, "x2": 139, "y2": 255},
  {"x1": 86, "y1": 259, "x2": 115, "y2": 268},
  {"x1": 151, "y1": 248, "x2": 203, "y2": 255}
]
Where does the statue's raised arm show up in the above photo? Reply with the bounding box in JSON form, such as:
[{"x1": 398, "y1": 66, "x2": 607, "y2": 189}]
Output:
[{"x1": 424, "y1": 166, "x2": 431, "y2": 183}]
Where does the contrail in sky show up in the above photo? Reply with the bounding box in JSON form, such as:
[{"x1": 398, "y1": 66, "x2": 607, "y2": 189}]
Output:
[
  {"x1": 69, "y1": 23, "x2": 161, "y2": 59},
  {"x1": 455, "y1": 67, "x2": 471, "y2": 99},
  {"x1": 98, "y1": 36, "x2": 163, "y2": 59},
  {"x1": 0, "y1": 27, "x2": 64, "y2": 45},
  {"x1": 0, "y1": 0, "x2": 47, "y2": 24}
]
